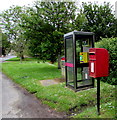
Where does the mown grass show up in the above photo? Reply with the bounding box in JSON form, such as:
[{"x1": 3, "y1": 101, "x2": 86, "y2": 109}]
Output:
[
  {"x1": 74, "y1": 100, "x2": 115, "y2": 118},
  {"x1": 5, "y1": 57, "x2": 38, "y2": 61},
  {"x1": 2, "y1": 58, "x2": 116, "y2": 118}
]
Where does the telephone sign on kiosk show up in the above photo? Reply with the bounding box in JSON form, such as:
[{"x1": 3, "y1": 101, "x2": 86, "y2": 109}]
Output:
[{"x1": 89, "y1": 48, "x2": 109, "y2": 78}]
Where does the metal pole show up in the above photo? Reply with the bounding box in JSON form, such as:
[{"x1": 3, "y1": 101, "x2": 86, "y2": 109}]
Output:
[{"x1": 97, "y1": 77, "x2": 100, "y2": 115}]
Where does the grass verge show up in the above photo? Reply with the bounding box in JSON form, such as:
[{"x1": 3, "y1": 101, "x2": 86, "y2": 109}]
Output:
[{"x1": 2, "y1": 58, "x2": 116, "y2": 118}]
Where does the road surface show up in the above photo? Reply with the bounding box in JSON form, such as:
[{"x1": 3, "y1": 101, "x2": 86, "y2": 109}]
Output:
[{"x1": 0, "y1": 55, "x2": 16, "y2": 63}]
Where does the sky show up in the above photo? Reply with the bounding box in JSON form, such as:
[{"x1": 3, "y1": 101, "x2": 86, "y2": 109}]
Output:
[
  {"x1": 0, "y1": 0, "x2": 116, "y2": 13},
  {"x1": 0, "y1": 0, "x2": 35, "y2": 12}
]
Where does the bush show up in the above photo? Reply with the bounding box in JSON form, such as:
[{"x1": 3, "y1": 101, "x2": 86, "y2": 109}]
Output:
[{"x1": 96, "y1": 38, "x2": 117, "y2": 85}]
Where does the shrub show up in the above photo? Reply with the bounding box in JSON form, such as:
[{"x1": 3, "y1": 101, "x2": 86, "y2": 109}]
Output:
[{"x1": 95, "y1": 38, "x2": 117, "y2": 85}]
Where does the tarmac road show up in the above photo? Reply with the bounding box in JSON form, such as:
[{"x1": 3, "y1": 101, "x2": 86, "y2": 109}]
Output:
[
  {"x1": 0, "y1": 55, "x2": 17, "y2": 63},
  {"x1": 1, "y1": 72, "x2": 66, "y2": 118}
]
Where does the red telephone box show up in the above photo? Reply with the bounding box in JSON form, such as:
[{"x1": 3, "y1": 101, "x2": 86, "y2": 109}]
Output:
[{"x1": 89, "y1": 48, "x2": 109, "y2": 78}]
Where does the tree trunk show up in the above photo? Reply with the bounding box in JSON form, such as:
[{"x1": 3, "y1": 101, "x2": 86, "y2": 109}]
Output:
[
  {"x1": 21, "y1": 55, "x2": 24, "y2": 59},
  {"x1": 58, "y1": 54, "x2": 61, "y2": 69},
  {"x1": 20, "y1": 53, "x2": 24, "y2": 63},
  {"x1": 20, "y1": 57, "x2": 22, "y2": 63}
]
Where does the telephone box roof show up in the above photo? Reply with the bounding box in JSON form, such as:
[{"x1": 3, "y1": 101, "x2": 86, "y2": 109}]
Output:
[{"x1": 64, "y1": 31, "x2": 94, "y2": 38}]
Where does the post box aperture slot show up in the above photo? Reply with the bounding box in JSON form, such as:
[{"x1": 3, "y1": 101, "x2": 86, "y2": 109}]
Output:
[
  {"x1": 89, "y1": 52, "x2": 95, "y2": 55},
  {"x1": 89, "y1": 52, "x2": 96, "y2": 60}
]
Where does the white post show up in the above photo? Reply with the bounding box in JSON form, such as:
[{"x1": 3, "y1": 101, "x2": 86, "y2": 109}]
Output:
[{"x1": 115, "y1": 1, "x2": 117, "y2": 18}]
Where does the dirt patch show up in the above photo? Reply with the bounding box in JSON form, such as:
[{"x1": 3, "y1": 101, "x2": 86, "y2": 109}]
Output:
[
  {"x1": 54, "y1": 78, "x2": 65, "y2": 82},
  {"x1": 40, "y1": 79, "x2": 59, "y2": 86},
  {"x1": 40, "y1": 78, "x2": 65, "y2": 86}
]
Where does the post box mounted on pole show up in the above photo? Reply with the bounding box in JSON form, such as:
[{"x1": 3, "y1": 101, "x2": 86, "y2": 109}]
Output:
[{"x1": 89, "y1": 48, "x2": 109, "y2": 115}]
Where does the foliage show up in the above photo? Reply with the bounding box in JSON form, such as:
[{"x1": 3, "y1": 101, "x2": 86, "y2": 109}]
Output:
[
  {"x1": 1, "y1": 6, "x2": 27, "y2": 60},
  {"x1": 2, "y1": 60, "x2": 115, "y2": 118},
  {"x1": 1, "y1": 1, "x2": 117, "y2": 65},
  {"x1": 96, "y1": 37, "x2": 117, "y2": 85},
  {"x1": 0, "y1": 31, "x2": 11, "y2": 56},
  {"x1": 74, "y1": 10, "x2": 87, "y2": 31},
  {"x1": 79, "y1": 2, "x2": 117, "y2": 41},
  {"x1": 21, "y1": 8, "x2": 51, "y2": 59},
  {"x1": 39, "y1": 2, "x2": 76, "y2": 32},
  {"x1": 21, "y1": 2, "x2": 77, "y2": 63}
]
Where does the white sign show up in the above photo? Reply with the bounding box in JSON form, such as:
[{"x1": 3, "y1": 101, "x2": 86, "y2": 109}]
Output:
[
  {"x1": 91, "y1": 62, "x2": 94, "y2": 73},
  {"x1": 85, "y1": 73, "x2": 88, "y2": 79}
]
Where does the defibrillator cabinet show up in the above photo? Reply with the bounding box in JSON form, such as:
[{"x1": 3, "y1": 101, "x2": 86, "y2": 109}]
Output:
[{"x1": 64, "y1": 31, "x2": 95, "y2": 91}]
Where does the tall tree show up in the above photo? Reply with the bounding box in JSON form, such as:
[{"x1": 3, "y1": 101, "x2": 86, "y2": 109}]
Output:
[
  {"x1": 1, "y1": 33, "x2": 11, "y2": 56},
  {"x1": 1, "y1": 6, "x2": 27, "y2": 61},
  {"x1": 0, "y1": 28, "x2": 11, "y2": 56},
  {"x1": 21, "y1": 2, "x2": 77, "y2": 67},
  {"x1": 78, "y1": 2, "x2": 116, "y2": 41},
  {"x1": 21, "y1": 7, "x2": 54, "y2": 61},
  {"x1": 74, "y1": 10, "x2": 87, "y2": 31},
  {"x1": 35, "y1": 2, "x2": 77, "y2": 67}
]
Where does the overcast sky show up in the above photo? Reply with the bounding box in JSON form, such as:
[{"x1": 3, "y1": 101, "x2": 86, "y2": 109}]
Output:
[{"x1": 0, "y1": 0, "x2": 116, "y2": 13}]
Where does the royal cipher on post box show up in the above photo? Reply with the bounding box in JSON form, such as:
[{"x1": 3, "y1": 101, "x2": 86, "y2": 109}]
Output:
[{"x1": 89, "y1": 48, "x2": 109, "y2": 78}]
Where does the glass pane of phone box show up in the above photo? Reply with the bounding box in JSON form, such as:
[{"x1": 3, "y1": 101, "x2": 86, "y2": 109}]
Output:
[{"x1": 77, "y1": 67, "x2": 92, "y2": 87}]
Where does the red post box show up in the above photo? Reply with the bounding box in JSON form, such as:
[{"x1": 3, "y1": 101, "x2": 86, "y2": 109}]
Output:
[{"x1": 89, "y1": 48, "x2": 109, "y2": 78}]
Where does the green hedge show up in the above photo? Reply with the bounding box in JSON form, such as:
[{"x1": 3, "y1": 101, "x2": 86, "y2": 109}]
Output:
[{"x1": 96, "y1": 38, "x2": 117, "y2": 85}]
